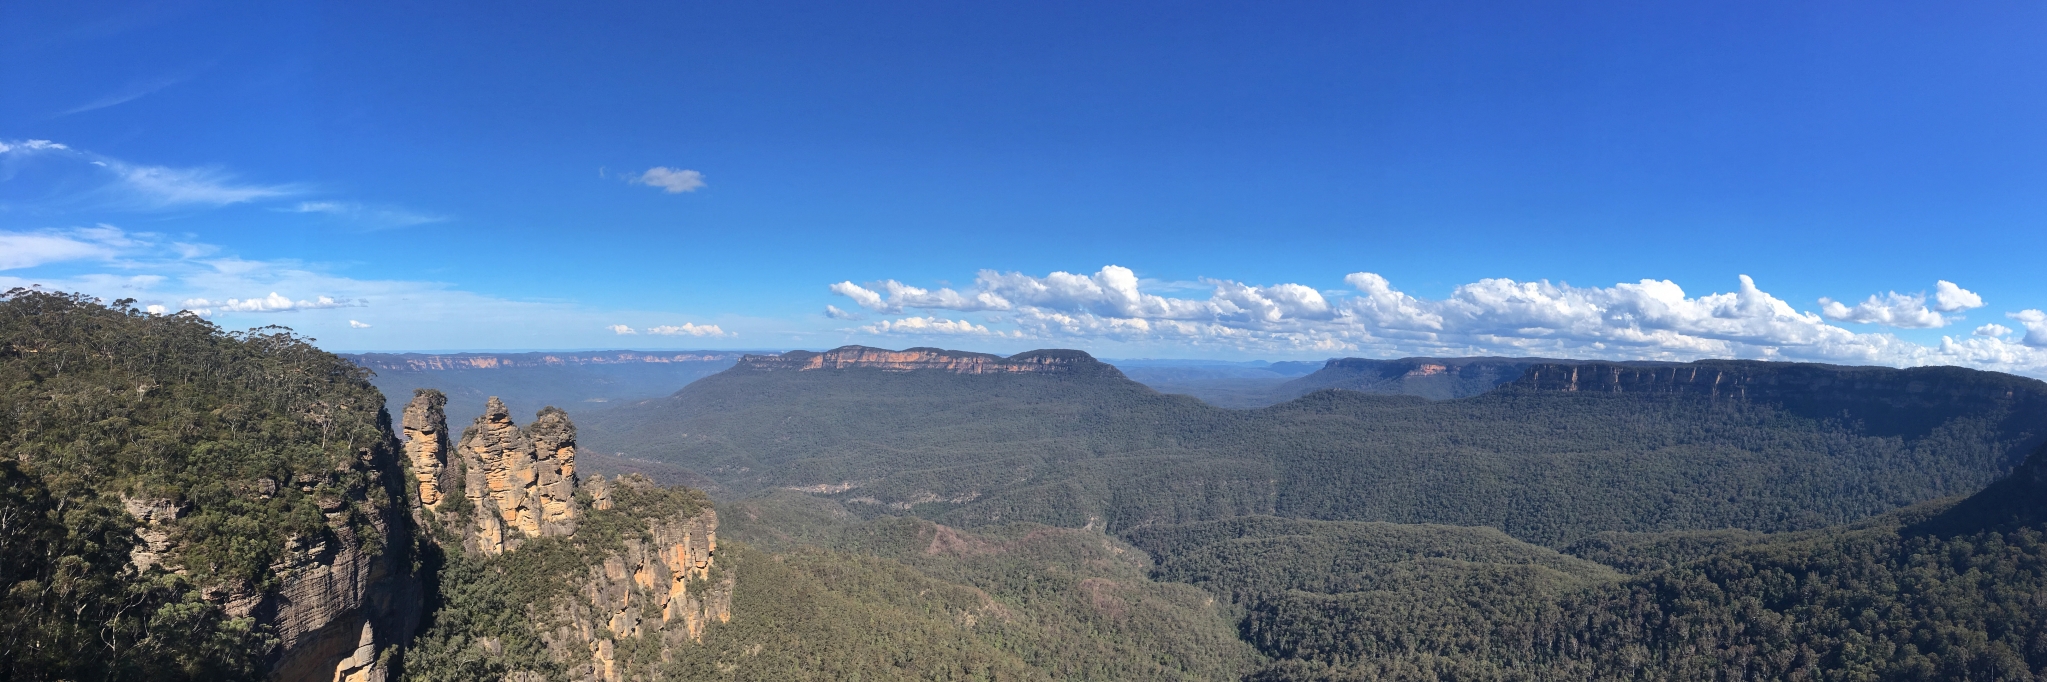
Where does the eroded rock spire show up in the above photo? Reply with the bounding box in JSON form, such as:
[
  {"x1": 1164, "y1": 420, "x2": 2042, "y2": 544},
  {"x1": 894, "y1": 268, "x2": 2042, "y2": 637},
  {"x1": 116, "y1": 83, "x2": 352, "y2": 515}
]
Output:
[
  {"x1": 401, "y1": 389, "x2": 452, "y2": 508},
  {"x1": 454, "y1": 397, "x2": 581, "y2": 554}
]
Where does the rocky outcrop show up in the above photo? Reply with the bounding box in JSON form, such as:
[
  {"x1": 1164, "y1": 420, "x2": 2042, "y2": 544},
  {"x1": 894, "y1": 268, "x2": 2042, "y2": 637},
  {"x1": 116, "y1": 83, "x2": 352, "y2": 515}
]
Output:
[
  {"x1": 121, "y1": 496, "x2": 185, "y2": 573},
  {"x1": 236, "y1": 437, "x2": 423, "y2": 682},
  {"x1": 740, "y1": 346, "x2": 1123, "y2": 377},
  {"x1": 402, "y1": 390, "x2": 452, "y2": 508},
  {"x1": 547, "y1": 481, "x2": 731, "y2": 682},
  {"x1": 455, "y1": 397, "x2": 581, "y2": 554}
]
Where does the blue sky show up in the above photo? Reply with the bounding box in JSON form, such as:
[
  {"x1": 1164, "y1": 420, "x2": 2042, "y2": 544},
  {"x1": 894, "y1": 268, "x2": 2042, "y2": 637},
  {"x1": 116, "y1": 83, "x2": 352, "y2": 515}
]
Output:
[{"x1": 4, "y1": 1, "x2": 2047, "y2": 374}]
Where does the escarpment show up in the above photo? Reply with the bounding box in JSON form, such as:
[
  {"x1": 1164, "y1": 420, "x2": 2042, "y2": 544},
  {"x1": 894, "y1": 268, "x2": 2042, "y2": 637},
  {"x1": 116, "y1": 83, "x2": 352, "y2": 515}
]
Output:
[
  {"x1": 1512, "y1": 359, "x2": 2047, "y2": 445},
  {"x1": 402, "y1": 396, "x2": 732, "y2": 681},
  {"x1": 740, "y1": 345, "x2": 1123, "y2": 377},
  {"x1": 0, "y1": 290, "x2": 425, "y2": 682},
  {"x1": 255, "y1": 444, "x2": 424, "y2": 682}
]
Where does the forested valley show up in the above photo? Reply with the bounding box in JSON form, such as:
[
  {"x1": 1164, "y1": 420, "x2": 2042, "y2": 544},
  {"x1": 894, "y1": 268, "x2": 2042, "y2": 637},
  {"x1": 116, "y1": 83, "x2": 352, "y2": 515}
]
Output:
[{"x1": 6, "y1": 291, "x2": 2047, "y2": 680}]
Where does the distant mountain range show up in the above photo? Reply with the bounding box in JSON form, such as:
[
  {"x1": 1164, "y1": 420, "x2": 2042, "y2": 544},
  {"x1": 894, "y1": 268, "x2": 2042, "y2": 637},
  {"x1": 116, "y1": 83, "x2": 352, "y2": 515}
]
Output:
[{"x1": 340, "y1": 350, "x2": 747, "y2": 427}]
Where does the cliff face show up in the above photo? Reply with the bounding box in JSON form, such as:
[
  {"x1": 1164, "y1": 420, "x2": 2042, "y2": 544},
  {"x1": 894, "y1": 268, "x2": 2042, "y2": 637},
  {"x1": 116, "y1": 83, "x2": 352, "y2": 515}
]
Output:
[
  {"x1": 253, "y1": 449, "x2": 423, "y2": 682},
  {"x1": 128, "y1": 407, "x2": 425, "y2": 682},
  {"x1": 548, "y1": 478, "x2": 733, "y2": 682},
  {"x1": 740, "y1": 345, "x2": 1122, "y2": 377},
  {"x1": 1511, "y1": 360, "x2": 2047, "y2": 444},
  {"x1": 455, "y1": 397, "x2": 581, "y2": 554}
]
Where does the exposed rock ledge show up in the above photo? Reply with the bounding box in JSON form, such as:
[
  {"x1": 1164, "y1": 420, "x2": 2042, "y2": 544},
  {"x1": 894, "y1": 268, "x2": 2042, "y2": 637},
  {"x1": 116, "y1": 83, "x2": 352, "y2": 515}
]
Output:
[
  {"x1": 402, "y1": 394, "x2": 732, "y2": 681},
  {"x1": 739, "y1": 345, "x2": 1122, "y2": 376}
]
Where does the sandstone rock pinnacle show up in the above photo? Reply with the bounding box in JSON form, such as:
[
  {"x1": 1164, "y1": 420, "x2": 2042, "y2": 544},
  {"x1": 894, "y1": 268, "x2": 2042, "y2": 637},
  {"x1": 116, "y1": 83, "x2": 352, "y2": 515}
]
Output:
[
  {"x1": 456, "y1": 397, "x2": 581, "y2": 554},
  {"x1": 401, "y1": 389, "x2": 452, "y2": 508}
]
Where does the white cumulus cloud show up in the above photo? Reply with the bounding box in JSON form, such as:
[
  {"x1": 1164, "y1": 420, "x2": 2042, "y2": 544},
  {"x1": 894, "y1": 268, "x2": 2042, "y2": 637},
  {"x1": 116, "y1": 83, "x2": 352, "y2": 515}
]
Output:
[
  {"x1": 349, "y1": 320, "x2": 372, "y2": 329},
  {"x1": 1935, "y1": 281, "x2": 1985, "y2": 312},
  {"x1": 646, "y1": 323, "x2": 728, "y2": 337},
  {"x1": 2011, "y1": 310, "x2": 2047, "y2": 348},
  {"x1": 634, "y1": 167, "x2": 705, "y2": 193},
  {"x1": 608, "y1": 325, "x2": 638, "y2": 335},
  {"x1": 825, "y1": 265, "x2": 2047, "y2": 378},
  {"x1": 1818, "y1": 281, "x2": 1981, "y2": 329},
  {"x1": 1974, "y1": 323, "x2": 2012, "y2": 337},
  {"x1": 824, "y1": 304, "x2": 862, "y2": 320},
  {"x1": 858, "y1": 316, "x2": 997, "y2": 335},
  {"x1": 179, "y1": 292, "x2": 363, "y2": 315}
]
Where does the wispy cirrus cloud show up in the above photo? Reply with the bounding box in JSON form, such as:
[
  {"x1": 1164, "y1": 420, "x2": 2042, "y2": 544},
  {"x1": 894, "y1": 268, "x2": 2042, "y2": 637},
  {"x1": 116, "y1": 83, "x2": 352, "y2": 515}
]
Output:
[
  {"x1": 1, "y1": 137, "x2": 299, "y2": 209},
  {"x1": 108, "y1": 161, "x2": 301, "y2": 207},
  {"x1": 53, "y1": 72, "x2": 193, "y2": 117},
  {"x1": 286, "y1": 201, "x2": 448, "y2": 229},
  {"x1": 829, "y1": 265, "x2": 2047, "y2": 377},
  {"x1": 0, "y1": 225, "x2": 134, "y2": 270}
]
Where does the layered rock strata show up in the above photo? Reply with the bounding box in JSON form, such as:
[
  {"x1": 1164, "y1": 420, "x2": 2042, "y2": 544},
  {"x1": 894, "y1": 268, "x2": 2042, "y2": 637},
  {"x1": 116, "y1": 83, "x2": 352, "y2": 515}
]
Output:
[
  {"x1": 741, "y1": 345, "x2": 1121, "y2": 376},
  {"x1": 454, "y1": 397, "x2": 581, "y2": 554},
  {"x1": 401, "y1": 389, "x2": 452, "y2": 508},
  {"x1": 250, "y1": 438, "x2": 423, "y2": 681},
  {"x1": 549, "y1": 477, "x2": 732, "y2": 682}
]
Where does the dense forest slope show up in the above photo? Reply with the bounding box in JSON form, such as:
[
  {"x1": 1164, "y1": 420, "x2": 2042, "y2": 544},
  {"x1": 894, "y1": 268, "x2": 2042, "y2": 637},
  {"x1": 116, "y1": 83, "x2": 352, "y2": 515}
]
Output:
[
  {"x1": 1148, "y1": 442, "x2": 2047, "y2": 680},
  {"x1": 0, "y1": 290, "x2": 424, "y2": 681},
  {"x1": 580, "y1": 345, "x2": 2047, "y2": 546}
]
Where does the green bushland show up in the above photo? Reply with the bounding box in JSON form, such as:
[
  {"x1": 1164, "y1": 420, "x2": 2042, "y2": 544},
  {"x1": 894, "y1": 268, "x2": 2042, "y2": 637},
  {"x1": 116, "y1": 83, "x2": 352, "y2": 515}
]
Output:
[
  {"x1": 0, "y1": 289, "x2": 400, "y2": 680},
  {"x1": 403, "y1": 476, "x2": 709, "y2": 681},
  {"x1": 581, "y1": 357, "x2": 2047, "y2": 547},
  {"x1": 702, "y1": 492, "x2": 1263, "y2": 681},
  {"x1": 1130, "y1": 447, "x2": 2047, "y2": 680}
]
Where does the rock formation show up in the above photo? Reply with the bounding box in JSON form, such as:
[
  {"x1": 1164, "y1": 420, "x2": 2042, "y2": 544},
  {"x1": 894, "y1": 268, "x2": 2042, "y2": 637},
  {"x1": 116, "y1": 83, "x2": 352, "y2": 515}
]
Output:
[
  {"x1": 455, "y1": 397, "x2": 582, "y2": 554},
  {"x1": 401, "y1": 389, "x2": 452, "y2": 508},
  {"x1": 740, "y1": 345, "x2": 1122, "y2": 376},
  {"x1": 406, "y1": 397, "x2": 731, "y2": 681},
  {"x1": 239, "y1": 437, "x2": 423, "y2": 682},
  {"x1": 548, "y1": 477, "x2": 732, "y2": 682}
]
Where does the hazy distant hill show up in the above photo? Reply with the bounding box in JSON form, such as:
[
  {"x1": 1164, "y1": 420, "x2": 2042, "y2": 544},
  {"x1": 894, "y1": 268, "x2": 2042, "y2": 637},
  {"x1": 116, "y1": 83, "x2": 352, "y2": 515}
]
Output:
[
  {"x1": 1130, "y1": 356, "x2": 1599, "y2": 407},
  {"x1": 580, "y1": 345, "x2": 2047, "y2": 546},
  {"x1": 1114, "y1": 359, "x2": 1322, "y2": 408},
  {"x1": 342, "y1": 350, "x2": 746, "y2": 426}
]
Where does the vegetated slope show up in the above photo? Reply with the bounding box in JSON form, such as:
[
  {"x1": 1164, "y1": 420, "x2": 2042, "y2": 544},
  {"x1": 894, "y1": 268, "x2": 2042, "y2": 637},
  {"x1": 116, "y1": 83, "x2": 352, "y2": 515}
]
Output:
[
  {"x1": 344, "y1": 350, "x2": 741, "y2": 427},
  {"x1": 580, "y1": 346, "x2": 2047, "y2": 546},
  {"x1": 404, "y1": 476, "x2": 723, "y2": 681},
  {"x1": 1124, "y1": 516, "x2": 1622, "y2": 680},
  {"x1": 1274, "y1": 357, "x2": 1572, "y2": 401},
  {"x1": 1158, "y1": 443, "x2": 2047, "y2": 681},
  {"x1": 0, "y1": 290, "x2": 422, "y2": 681},
  {"x1": 692, "y1": 491, "x2": 1262, "y2": 681}
]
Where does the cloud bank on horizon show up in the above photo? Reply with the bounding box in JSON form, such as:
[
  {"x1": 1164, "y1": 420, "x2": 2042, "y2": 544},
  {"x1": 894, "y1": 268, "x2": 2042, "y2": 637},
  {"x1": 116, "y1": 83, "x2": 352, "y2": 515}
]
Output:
[{"x1": 830, "y1": 265, "x2": 2047, "y2": 377}]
